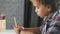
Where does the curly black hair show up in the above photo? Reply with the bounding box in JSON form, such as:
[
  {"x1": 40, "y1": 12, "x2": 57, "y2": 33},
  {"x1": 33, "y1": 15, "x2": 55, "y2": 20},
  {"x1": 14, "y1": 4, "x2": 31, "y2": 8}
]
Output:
[{"x1": 30, "y1": 0, "x2": 58, "y2": 13}]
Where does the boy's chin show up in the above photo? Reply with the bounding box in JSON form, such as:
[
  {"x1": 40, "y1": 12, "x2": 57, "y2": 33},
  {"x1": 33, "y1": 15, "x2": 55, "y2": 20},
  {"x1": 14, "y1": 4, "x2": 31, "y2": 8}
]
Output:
[
  {"x1": 37, "y1": 15, "x2": 44, "y2": 18},
  {"x1": 37, "y1": 14, "x2": 44, "y2": 18}
]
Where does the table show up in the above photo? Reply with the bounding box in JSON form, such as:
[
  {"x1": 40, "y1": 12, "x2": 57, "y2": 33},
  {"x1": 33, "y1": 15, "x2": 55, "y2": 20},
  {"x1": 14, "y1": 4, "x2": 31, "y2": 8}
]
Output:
[
  {"x1": 0, "y1": 30, "x2": 17, "y2": 34},
  {"x1": 0, "y1": 30, "x2": 35, "y2": 34}
]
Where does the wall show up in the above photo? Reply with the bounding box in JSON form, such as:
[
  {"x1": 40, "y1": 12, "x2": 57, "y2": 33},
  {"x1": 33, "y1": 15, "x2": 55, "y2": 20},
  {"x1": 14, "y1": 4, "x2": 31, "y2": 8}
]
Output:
[
  {"x1": 30, "y1": 6, "x2": 38, "y2": 27},
  {"x1": 0, "y1": 0, "x2": 24, "y2": 29}
]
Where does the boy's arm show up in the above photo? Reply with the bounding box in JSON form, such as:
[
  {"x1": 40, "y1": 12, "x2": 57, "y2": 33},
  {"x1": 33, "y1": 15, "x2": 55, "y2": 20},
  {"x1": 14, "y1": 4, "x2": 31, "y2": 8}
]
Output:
[{"x1": 23, "y1": 27, "x2": 40, "y2": 34}]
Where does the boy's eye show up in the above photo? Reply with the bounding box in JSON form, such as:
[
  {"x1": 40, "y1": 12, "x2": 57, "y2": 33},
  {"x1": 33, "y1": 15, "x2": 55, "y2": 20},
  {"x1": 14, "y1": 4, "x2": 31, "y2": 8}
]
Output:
[
  {"x1": 37, "y1": 7, "x2": 39, "y2": 9},
  {"x1": 36, "y1": 7, "x2": 39, "y2": 9},
  {"x1": 36, "y1": 6, "x2": 39, "y2": 9}
]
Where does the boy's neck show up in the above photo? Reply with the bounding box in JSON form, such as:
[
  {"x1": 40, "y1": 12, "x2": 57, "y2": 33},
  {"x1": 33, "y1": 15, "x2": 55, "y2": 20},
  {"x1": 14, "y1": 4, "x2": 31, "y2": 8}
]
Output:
[{"x1": 47, "y1": 12, "x2": 53, "y2": 19}]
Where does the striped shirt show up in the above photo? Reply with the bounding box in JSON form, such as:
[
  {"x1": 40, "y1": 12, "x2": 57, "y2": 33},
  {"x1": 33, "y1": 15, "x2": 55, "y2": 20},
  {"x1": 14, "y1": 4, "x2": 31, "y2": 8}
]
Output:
[{"x1": 40, "y1": 11, "x2": 60, "y2": 34}]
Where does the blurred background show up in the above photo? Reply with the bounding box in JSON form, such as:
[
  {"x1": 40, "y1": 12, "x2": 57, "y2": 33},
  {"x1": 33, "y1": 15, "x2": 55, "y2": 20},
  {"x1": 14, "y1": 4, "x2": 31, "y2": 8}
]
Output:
[{"x1": 0, "y1": 0, "x2": 60, "y2": 29}]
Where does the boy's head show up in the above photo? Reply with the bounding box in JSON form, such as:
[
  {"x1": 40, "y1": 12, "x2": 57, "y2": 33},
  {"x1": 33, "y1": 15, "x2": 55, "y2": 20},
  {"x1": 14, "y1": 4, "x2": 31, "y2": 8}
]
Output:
[{"x1": 30, "y1": 0, "x2": 57, "y2": 18}]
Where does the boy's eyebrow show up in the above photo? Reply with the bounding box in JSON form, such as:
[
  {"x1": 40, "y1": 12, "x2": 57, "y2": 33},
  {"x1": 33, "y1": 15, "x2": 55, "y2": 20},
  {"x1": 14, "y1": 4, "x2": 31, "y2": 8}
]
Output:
[
  {"x1": 30, "y1": 0, "x2": 31, "y2": 1},
  {"x1": 34, "y1": 6, "x2": 39, "y2": 8},
  {"x1": 30, "y1": 0, "x2": 32, "y2": 1}
]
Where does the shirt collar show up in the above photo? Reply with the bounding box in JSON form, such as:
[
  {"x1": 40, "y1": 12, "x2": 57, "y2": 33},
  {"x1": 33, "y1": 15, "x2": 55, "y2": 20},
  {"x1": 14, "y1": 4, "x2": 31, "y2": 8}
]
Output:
[
  {"x1": 48, "y1": 11, "x2": 59, "y2": 21},
  {"x1": 43, "y1": 11, "x2": 59, "y2": 24}
]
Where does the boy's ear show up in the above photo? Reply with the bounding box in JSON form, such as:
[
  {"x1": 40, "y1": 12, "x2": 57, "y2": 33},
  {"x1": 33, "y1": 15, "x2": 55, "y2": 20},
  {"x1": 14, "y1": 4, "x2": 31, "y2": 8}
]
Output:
[{"x1": 48, "y1": 5, "x2": 51, "y2": 11}]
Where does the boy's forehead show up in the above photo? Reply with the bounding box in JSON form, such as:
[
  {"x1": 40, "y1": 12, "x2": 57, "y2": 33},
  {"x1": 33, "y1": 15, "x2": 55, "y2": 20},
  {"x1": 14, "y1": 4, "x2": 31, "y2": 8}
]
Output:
[
  {"x1": 30, "y1": 0, "x2": 40, "y2": 4},
  {"x1": 30, "y1": 0, "x2": 39, "y2": 2},
  {"x1": 30, "y1": 0, "x2": 42, "y2": 7}
]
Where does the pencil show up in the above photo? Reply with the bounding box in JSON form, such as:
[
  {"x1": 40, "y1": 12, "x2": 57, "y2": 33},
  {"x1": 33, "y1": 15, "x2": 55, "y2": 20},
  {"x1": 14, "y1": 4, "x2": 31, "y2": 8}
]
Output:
[{"x1": 14, "y1": 17, "x2": 17, "y2": 27}]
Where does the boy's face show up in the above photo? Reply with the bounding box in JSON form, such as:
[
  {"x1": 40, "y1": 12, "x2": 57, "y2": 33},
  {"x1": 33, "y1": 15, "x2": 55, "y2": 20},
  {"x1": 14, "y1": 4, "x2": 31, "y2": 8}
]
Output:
[{"x1": 31, "y1": 0, "x2": 51, "y2": 18}]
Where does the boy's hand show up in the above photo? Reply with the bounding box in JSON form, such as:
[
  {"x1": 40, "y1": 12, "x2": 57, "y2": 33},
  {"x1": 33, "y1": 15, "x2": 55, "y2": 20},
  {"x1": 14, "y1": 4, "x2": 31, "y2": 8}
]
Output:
[{"x1": 14, "y1": 26, "x2": 24, "y2": 34}]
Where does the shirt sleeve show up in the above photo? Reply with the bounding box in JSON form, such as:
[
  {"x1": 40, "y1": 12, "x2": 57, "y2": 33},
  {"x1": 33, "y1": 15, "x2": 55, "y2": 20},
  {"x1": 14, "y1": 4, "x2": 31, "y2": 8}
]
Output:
[{"x1": 47, "y1": 18, "x2": 60, "y2": 34}]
